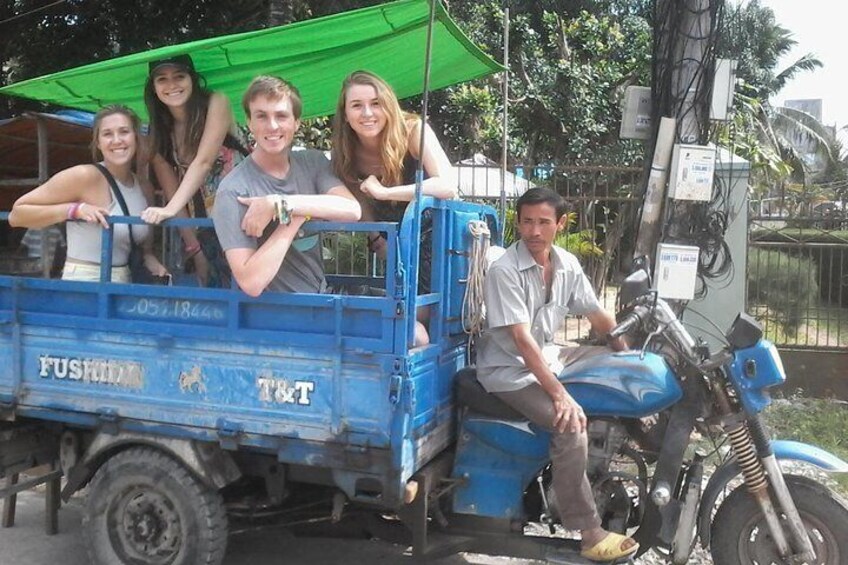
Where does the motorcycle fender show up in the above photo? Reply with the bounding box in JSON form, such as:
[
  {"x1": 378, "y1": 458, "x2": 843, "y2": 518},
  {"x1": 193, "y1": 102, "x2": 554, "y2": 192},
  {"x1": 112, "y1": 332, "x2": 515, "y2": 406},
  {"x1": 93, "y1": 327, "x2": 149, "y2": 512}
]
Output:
[{"x1": 697, "y1": 440, "x2": 848, "y2": 549}]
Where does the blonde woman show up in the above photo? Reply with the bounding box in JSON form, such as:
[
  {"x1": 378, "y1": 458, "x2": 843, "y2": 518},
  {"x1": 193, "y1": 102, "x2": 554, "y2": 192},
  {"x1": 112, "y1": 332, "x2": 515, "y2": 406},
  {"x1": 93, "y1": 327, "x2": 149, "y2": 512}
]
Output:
[
  {"x1": 9, "y1": 106, "x2": 167, "y2": 283},
  {"x1": 332, "y1": 70, "x2": 457, "y2": 345}
]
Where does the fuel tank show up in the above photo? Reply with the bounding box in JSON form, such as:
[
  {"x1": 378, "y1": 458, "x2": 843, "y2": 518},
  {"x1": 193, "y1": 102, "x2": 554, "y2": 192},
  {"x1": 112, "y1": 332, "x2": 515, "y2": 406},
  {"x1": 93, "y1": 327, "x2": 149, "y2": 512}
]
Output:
[{"x1": 560, "y1": 351, "x2": 681, "y2": 418}]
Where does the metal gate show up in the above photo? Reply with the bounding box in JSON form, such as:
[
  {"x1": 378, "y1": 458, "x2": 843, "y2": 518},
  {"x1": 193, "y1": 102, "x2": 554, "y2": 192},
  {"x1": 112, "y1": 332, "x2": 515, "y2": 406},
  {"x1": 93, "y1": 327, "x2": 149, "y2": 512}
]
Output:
[{"x1": 748, "y1": 199, "x2": 848, "y2": 351}]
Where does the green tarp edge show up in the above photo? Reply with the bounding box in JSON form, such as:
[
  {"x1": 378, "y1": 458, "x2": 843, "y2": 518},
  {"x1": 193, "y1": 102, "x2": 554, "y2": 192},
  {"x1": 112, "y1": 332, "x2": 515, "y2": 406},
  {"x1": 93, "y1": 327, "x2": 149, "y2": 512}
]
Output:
[{"x1": 0, "y1": 0, "x2": 504, "y2": 123}]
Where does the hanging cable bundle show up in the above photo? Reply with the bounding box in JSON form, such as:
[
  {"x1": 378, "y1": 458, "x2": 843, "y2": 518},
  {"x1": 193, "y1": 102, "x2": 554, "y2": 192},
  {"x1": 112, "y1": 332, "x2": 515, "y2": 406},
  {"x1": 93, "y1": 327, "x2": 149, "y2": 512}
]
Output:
[{"x1": 462, "y1": 220, "x2": 491, "y2": 342}]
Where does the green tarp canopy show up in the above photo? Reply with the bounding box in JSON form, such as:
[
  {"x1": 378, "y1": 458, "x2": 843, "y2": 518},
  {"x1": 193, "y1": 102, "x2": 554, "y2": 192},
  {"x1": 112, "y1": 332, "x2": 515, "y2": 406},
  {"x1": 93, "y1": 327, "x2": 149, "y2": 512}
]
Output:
[{"x1": 0, "y1": 0, "x2": 502, "y2": 123}]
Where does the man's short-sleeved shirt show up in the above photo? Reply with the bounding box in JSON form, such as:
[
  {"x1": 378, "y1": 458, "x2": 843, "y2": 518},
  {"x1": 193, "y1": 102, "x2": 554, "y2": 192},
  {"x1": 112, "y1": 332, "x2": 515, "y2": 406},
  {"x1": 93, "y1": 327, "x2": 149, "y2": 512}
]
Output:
[
  {"x1": 476, "y1": 240, "x2": 602, "y2": 392},
  {"x1": 212, "y1": 149, "x2": 342, "y2": 293}
]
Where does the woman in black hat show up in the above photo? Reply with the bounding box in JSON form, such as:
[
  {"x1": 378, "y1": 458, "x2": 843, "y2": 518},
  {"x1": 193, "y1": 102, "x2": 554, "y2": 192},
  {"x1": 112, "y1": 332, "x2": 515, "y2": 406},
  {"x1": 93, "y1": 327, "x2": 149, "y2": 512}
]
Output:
[{"x1": 140, "y1": 54, "x2": 249, "y2": 287}]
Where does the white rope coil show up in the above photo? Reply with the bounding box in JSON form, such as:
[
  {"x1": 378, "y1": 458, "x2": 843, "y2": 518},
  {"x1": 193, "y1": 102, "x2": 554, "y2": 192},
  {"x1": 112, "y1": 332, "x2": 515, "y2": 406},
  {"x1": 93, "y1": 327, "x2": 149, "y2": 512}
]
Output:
[{"x1": 462, "y1": 220, "x2": 491, "y2": 339}]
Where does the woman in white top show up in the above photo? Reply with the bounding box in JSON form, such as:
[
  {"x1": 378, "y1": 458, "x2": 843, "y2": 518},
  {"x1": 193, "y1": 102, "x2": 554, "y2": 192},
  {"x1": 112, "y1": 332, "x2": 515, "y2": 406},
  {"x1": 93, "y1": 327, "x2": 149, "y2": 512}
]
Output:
[{"x1": 9, "y1": 105, "x2": 167, "y2": 283}]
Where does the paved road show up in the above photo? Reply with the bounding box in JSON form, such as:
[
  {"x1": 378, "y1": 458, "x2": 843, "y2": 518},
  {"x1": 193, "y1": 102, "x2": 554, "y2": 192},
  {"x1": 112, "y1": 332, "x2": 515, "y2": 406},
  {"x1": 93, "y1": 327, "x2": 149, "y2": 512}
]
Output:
[{"x1": 0, "y1": 489, "x2": 531, "y2": 565}]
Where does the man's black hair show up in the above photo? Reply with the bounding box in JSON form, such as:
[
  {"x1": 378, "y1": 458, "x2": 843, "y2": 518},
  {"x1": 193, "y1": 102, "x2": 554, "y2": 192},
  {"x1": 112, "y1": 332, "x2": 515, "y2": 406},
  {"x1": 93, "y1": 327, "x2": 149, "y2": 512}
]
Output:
[{"x1": 515, "y1": 188, "x2": 568, "y2": 220}]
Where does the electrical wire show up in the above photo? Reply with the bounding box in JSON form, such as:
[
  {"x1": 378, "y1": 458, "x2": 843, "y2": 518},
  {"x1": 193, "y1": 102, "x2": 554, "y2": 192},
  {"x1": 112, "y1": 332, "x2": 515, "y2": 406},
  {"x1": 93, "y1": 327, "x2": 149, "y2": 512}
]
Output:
[
  {"x1": 648, "y1": 0, "x2": 732, "y2": 299},
  {"x1": 0, "y1": 0, "x2": 68, "y2": 27}
]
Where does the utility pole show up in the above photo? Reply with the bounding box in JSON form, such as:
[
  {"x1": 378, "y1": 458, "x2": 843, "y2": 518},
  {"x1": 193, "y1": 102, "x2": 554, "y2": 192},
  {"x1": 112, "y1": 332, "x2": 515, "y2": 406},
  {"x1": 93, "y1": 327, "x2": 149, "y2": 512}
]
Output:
[
  {"x1": 665, "y1": 0, "x2": 714, "y2": 244},
  {"x1": 633, "y1": 0, "x2": 716, "y2": 263}
]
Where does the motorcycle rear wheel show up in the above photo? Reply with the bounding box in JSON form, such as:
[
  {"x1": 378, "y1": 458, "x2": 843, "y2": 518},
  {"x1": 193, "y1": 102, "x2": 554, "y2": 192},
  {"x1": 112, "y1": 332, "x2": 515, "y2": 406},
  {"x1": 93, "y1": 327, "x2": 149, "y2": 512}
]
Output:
[{"x1": 711, "y1": 474, "x2": 848, "y2": 565}]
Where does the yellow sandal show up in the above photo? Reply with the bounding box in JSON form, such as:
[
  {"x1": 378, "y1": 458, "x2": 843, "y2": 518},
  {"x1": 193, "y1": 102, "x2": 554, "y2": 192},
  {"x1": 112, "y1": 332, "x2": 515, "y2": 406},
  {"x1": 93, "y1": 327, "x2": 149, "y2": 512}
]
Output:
[{"x1": 580, "y1": 532, "x2": 639, "y2": 562}]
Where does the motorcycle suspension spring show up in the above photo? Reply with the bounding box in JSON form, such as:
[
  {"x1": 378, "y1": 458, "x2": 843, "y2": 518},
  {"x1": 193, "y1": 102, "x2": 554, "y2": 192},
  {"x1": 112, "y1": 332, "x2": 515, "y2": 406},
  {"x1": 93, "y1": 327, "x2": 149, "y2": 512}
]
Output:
[
  {"x1": 746, "y1": 414, "x2": 773, "y2": 457},
  {"x1": 726, "y1": 422, "x2": 768, "y2": 493}
]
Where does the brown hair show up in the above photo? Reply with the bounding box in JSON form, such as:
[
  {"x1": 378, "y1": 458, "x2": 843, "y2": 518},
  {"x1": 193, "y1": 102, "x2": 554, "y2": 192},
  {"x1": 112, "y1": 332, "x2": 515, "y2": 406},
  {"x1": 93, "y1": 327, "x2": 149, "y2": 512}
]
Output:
[
  {"x1": 241, "y1": 75, "x2": 303, "y2": 120},
  {"x1": 91, "y1": 105, "x2": 141, "y2": 163},
  {"x1": 143, "y1": 54, "x2": 211, "y2": 168},
  {"x1": 331, "y1": 70, "x2": 410, "y2": 187}
]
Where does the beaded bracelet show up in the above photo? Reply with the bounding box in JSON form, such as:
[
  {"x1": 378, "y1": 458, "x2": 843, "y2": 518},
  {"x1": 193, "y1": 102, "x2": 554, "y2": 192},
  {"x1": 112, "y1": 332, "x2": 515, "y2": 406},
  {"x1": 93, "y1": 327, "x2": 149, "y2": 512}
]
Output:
[{"x1": 67, "y1": 202, "x2": 82, "y2": 220}]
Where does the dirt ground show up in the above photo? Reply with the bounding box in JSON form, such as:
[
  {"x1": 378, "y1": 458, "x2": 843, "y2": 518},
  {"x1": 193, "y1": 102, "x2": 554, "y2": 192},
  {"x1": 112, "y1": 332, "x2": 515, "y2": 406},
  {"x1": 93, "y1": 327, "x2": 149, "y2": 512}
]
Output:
[{"x1": 0, "y1": 489, "x2": 539, "y2": 565}]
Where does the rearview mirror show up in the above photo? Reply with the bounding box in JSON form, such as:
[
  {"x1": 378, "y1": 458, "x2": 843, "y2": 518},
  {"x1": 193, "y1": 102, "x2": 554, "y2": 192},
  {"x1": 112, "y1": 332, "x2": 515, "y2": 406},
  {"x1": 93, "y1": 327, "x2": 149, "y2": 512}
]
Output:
[{"x1": 619, "y1": 269, "x2": 651, "y2": 306}]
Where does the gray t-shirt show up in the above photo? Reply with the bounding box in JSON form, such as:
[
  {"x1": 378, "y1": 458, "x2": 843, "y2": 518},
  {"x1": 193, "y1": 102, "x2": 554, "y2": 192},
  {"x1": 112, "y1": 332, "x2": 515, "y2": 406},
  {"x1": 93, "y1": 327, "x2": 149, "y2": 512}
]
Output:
[
  {"x1": 212, "y1": 150, "x2": 342, "y2": 293},
  {"x1": 476, "y1": 240, "x2": 603, "y2": 392}
]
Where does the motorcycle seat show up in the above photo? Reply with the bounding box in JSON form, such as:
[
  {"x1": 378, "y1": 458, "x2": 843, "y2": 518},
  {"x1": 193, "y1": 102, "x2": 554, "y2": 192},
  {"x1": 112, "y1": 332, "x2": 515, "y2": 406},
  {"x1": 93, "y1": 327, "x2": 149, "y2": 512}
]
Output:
[{"x1": 454, "y1": 366, "x2": 526, "y2": 421}]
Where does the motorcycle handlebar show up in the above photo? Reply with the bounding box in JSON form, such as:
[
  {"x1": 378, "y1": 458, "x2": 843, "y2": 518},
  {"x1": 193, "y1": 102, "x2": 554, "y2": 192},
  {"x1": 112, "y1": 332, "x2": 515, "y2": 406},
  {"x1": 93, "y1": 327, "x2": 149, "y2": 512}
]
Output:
[{"x1": 608, "y1": 306, "x2": 648, "y2": 340}]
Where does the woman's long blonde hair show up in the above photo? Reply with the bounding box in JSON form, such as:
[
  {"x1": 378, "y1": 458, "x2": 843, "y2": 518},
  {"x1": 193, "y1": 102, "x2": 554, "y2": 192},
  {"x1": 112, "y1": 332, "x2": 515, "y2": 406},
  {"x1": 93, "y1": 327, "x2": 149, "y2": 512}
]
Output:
[{"x1": 331, "y1": 70, "x2": 411, "y2": 187}]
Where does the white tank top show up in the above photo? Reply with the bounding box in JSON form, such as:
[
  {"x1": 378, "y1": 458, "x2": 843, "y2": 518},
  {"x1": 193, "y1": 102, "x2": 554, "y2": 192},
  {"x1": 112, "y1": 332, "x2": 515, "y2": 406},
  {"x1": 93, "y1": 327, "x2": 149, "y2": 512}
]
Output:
[{"x1": 66, "y1": 170, "x2": 150, "y2": 266}]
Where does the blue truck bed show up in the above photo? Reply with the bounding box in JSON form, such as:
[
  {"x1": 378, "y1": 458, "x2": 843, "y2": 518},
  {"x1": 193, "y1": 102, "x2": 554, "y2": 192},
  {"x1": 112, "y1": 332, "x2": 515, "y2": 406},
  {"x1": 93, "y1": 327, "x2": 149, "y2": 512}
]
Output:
[{"x1": 0, "y1": 199, "x2": 497, "y2": 506}]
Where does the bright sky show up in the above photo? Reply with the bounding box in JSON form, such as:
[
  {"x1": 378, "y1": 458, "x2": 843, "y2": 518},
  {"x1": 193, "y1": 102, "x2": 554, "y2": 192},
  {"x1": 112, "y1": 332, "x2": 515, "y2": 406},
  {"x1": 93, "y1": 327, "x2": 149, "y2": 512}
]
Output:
[{"x1": 758, "y1": 0, "x2": 844, "y2": 130}]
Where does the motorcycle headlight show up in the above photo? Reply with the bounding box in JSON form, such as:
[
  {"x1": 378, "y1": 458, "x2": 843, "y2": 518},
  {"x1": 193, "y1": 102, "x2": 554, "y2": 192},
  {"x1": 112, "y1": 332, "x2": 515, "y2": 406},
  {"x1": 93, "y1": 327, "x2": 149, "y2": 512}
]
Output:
[{"x1": 765, "y1": 341, "x2": 786, "y2": 381}]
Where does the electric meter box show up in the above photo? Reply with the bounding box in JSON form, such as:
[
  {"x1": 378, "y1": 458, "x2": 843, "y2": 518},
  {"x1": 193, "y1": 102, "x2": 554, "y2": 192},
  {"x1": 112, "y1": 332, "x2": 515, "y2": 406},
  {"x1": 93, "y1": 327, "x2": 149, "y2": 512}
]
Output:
[
  {"x1": 711, "y1": 59, "x2": 737, "y2": 122},
  {"x1": 620, "y1": 86, "x2": 652, "y2": 140},
  {"x1": 668, "y1": 144, "x2": 715, "y2": 201},
  {"x1": 655, "y1": 243, "x2": 700, "y2": 300}
]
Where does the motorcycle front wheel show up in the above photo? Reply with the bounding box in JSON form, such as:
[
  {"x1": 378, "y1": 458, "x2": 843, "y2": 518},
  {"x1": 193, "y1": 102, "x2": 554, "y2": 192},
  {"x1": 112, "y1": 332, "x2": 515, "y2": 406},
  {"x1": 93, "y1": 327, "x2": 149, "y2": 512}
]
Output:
[{"x1": 711, "y1": 474, "x2": 848, "y2": 565}]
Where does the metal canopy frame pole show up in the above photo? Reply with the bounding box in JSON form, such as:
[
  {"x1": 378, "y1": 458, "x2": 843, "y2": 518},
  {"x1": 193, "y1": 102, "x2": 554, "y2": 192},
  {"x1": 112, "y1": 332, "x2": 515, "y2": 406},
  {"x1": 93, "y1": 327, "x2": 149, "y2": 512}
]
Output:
[
  {"x1": 499, "y1": 2, "x2": 510, "y2": 219},
  {"x1": 407, "y1": 0, "x2": 439, "y2": 348}
]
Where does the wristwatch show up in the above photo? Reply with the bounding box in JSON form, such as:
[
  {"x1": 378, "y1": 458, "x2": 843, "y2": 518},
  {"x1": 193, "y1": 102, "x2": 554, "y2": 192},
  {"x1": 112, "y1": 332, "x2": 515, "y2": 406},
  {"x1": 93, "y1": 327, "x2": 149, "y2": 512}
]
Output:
[{"x1": 272, "y1": 194, "x2": 294, "y2": 225}]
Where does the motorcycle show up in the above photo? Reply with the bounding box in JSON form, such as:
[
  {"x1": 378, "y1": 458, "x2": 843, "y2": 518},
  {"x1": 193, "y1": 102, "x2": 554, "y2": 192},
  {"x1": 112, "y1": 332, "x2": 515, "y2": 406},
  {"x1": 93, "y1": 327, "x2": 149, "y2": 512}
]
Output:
[{"x1": 443, "y1": 265, "x2": 848, "y2": 564}]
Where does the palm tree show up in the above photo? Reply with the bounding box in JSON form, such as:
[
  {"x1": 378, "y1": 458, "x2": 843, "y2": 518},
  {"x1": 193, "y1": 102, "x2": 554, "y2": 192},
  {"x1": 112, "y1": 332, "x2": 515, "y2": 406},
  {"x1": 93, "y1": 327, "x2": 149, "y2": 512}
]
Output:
[
  {"x1": 718, "y1": 0, "x2": 822, "y2": 100},
  {"x1": 718, "y1": 0, "x2": 838, "y2": 197}
]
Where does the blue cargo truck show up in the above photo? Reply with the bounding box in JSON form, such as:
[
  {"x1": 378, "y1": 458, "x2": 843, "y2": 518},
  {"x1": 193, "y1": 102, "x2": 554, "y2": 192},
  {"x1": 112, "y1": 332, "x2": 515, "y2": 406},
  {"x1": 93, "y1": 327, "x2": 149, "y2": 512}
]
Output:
[
  {"x1": 0, "y1": 200, "x2": 501, "y2": 563},
  {"x1": 6, "y1": 195, "x2": 848, "y2": 565}
]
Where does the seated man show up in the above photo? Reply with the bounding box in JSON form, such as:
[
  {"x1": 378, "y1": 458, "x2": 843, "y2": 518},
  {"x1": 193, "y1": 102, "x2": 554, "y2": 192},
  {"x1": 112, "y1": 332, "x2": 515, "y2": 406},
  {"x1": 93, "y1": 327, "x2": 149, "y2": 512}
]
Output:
[
  {"x1": 475, "y1": 187, "x2": 638, "y2": 563},
  {"x1": 212, "y1": 76, "x2": 361, "y2": 297}
]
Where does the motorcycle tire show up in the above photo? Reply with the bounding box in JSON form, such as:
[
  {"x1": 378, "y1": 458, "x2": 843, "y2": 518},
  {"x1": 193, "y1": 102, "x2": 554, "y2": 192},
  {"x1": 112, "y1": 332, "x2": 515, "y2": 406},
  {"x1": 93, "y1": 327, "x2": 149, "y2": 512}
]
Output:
[{"x1": 711, "y1": 474, "x2": 848, "y2": 565}]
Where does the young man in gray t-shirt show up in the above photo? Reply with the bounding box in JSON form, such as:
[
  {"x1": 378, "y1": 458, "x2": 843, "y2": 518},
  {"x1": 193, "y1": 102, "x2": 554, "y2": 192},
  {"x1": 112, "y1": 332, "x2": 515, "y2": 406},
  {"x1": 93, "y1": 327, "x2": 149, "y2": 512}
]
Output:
[{"x1": 212, "y1": 76, "x2": 360, "y2": 296}]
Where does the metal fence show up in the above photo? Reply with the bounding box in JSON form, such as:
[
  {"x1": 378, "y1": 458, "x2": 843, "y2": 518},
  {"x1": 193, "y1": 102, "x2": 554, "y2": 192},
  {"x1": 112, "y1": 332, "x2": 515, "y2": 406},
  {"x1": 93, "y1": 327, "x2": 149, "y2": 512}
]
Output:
[
  {"x1": 748, "y1": 201, "x2": 848, "y2": 351},
  {"x1": 321, "y1": 163, "x2": 643, "y2": 341},
  {"x1": 463, "y1": 164, "x2": 643, "y2": 342}
]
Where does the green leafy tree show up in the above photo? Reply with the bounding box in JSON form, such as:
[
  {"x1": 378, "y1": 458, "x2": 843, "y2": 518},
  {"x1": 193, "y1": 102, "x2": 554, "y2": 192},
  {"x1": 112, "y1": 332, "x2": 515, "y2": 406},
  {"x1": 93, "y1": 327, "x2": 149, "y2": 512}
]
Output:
[
  {"x1": 717, "y1": 0, "x2": 841, "y2": 195},
  {"x1": 717, "y1": 0, "x2": 821, "y2": 100},
  {"x1": 426, "y1": 1, "x2": 651, "y2": 168}
]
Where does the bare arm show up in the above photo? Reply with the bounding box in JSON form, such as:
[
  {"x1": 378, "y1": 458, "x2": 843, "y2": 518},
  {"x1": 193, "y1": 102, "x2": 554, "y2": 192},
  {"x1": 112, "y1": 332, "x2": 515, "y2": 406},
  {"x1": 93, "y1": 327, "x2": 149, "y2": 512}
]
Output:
[
  {"x1": 9, "y1": 166, "x2": 109, "y2": 229},
  {"x1": 137, "y1": 177, "x2": 169, "y2": 277},
  {"x1": 287, "y1": 185, "x2": 362, "y2": 222},
  {"x1": 142, "y1": 92, "x2": 234, "y2": 223},
  {"x1": 147, "y1": 151, "x2": 203, "y2": 246},
  {"x1": 359, "y1": 121, "x2": 457, "y2": 202},
  {"x1": 224, "y1": 216, "x2": 306, "y2": 297},
  {"x1": 238, "y1": 185, "x2": 362, "y2": 238},
  {"x1": 586, "y1": 308, "x2": 628, "y2": 351},
  {"x1": 507, "y1": 322, "x2": 586, "y2": 434}
]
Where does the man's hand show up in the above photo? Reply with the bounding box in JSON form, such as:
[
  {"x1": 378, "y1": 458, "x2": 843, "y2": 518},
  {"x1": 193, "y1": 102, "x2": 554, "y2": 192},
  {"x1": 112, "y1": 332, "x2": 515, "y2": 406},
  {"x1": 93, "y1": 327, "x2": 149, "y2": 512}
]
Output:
[
  {"x1": 237, "y1": 195, "x2": 276, "y2": 238},
  {"x1": 360, "y1": 175, "x2": 391, "y2": 201},
  {"x1": 608, "y1": 335, "x2": 629, "y2": 351},
  {"x1": 549, "y1": 386, "x2": 586, "y2": 434}
]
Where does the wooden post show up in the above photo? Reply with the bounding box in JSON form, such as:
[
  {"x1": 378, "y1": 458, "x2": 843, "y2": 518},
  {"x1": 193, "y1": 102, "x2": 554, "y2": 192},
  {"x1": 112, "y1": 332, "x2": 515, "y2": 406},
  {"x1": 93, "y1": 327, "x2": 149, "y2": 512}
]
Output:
[
  {"x1": 36, "y1": 116, "x2": 52, "y2": 278},
  {"x1": 1, "y1": 473, "x2": 19, "y2": 528},
  {"x1": 45, "y1": 461, "x2": 61, "y2": 535}
]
